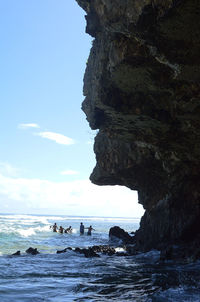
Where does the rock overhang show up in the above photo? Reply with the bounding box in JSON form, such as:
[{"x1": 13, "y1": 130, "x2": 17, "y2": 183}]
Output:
[{"x1": 76, "y1": 0, "x2": 200, "y2": 251}]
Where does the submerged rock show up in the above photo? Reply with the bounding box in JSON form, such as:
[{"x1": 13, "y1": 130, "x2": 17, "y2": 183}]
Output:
[{"x1": 76, "y1": 0, "x2": 200, "y2": 254}]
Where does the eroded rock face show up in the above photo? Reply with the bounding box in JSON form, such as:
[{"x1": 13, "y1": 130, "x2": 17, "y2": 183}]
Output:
[{"x1": 76, "y1": 0, "x2": 200, "y2": 250}]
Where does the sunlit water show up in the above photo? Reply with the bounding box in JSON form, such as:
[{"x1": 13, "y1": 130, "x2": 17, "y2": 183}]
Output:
[{"x1": 0, "y1": 214, "x2": 200, "y2": 301}]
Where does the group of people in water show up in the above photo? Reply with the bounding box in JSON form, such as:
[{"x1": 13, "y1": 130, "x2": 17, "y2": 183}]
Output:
[
  {"x1": 50, "y1": 222, "x2": 95, "y2": 236},
  {"x1": 50, "y1": 223, "x2": 72, "y2": 234}
]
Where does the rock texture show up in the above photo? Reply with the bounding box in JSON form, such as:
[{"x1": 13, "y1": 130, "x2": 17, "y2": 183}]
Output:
[{"x1": 76, "y1": 0, "x2": 200, "y2": 251}]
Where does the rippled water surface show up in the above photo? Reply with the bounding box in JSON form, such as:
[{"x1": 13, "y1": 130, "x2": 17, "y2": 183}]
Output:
[{"x1": 0, "y1": 214, "x2": 200, "y2": 301}]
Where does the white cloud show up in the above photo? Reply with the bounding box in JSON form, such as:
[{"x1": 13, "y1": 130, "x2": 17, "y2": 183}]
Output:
[
  {"x1": 18, "y1": 123, "x2": 40, "y2": 129},
  {"x1": 61, "y1": 170, "x2": 79, "y2": 175},
  {"x1": 0, "y1": 171, "x2": 144, "y2": 218},
  {"x1": 36, "y1": 131, "x2": 75, "y2": 145},
  {"x1": 0, "y1": 162, "x2": 19, "y2": 177}
]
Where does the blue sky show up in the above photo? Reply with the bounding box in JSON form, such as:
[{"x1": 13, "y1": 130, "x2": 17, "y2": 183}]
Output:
[{"x1": 0, "y1": 0, "x2": 144, "y2": 217}]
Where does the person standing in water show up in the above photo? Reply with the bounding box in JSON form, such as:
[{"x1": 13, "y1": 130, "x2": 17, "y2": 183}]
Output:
[
  {"x1": 80, "y1": 222, "x2": 84, "y2": 235},
  {"x1": 50, "y1": 223, "x2": 58, "y2": 232},
  {"x1": 59, "y1": 226, "x2": 64, "y2": 234},
  {"x1": 65, "y1": 226, "x2": 72, "y2": 234},
  {"x1": 86, "y1": 225, "x2": 95, "y2": 236}
]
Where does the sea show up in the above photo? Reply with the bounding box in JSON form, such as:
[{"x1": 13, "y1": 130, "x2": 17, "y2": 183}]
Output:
[{"x1": 0, "y1": 213, "x2": 200, "y2": 302}]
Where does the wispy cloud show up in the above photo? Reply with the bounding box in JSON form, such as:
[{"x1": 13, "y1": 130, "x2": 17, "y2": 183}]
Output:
[
  {"x1": 0, "y1": 162, "x2": 19, "y2": 177},
  {"x1": 60, "y1": 170, "x2": 79, "y2": 176},
  {"x1": 18, "y1": 123, "x2": 40, "y2": 129},
  {"x1": 36, "y1": 131, "x2": 75, "y2": 145}
]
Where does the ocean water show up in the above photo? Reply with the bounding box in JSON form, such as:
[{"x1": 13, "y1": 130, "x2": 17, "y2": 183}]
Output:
[{"x1": 0, "y1": 214, "x2": 200, "y2": 301}]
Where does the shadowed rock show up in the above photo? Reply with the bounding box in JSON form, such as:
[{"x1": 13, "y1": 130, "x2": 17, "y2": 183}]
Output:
[
  {"x1": 76, "y1": 0, "x2": 200, "y2": 254},
  {"x1": 74, "y1": 247, "x2": 100, "y2": 258},
  {"x1": 12, "y1": 250, "x2": 21, "y2": 256},
  {"x1": 26, "y1": 247, "x2": 39, "y2": 255},
  {"x1": 109, "y1": 226, "x2": 135, "y2": 244},
  {"x1": 56, "y1": 247, "x2": 72, "y2": 254}
]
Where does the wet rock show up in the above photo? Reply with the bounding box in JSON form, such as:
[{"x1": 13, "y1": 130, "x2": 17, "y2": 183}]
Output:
[
  {"x1": 74, "y1": 247, "x2": 100, "y2": 258},
  {"x1": 74, "y1": 247, "x2": 81, "y2": 253},
  {"x1": 109, "y1": 226, "x2": 135, "y2": 244},
  {"x1": 103, "y1": 248, "x2": 116, "y2": 256},
  {"x1": 57, "y1": 248, "x2": 67, "y2": 254},
  {"x1": 84, "y1": 247, "x2": 100, "y2": 258},
  {"x1": 12, "y1": 250, "x2": 21, "y2": 256},
  {"x1": 26, "y1": 247, "x2": 39, "y2": 255},
  {"x1": 124, "y1": 245, "x2": 139, "y2": 256},
  {"x1": 56, "y1": 247, "x2": 72, "y2": 254},
  {"x1": 92, "y1": 245, "x2": 116, "y2": 255}
]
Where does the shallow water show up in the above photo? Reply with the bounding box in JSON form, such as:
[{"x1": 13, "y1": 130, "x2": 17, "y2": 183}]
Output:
[{"x1": 0, "y1": 214, "x2": 200, "y2": 301}]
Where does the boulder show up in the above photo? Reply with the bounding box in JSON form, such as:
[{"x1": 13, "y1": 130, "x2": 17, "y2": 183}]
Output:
[
  {"x1": 109, "y1": 226, "x2": 135, "y2": 244},
  {"x1": 26, "y1": 247, "x2": 39, "y2": 255}
]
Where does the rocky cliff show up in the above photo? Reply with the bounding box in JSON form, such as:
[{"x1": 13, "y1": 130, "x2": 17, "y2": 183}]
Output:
[{"x1": 76, "y1": 0, "x2": 200, "y2": 251}]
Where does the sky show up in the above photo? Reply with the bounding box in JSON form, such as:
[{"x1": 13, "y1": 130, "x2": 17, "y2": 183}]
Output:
[{"x1": 0, "y1": 0, "x2": 144, "y2": 218}]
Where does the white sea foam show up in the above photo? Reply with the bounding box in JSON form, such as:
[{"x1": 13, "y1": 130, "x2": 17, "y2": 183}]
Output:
[
  {"x1": 35, "y1": 225, "x2": 50, "y2": 232},
  {"x1": 115, "y1": 247, "x2": 125, "y2": 252},
  {"x1": 0, "y1": 214, "x2": 49, "y2": 223},
  {"x1": 45, "y1": 216, "x2": 68, "y2": 221},
  {"x1": 17, "y1": 228, "x2": 36, "y2": 237},
  {"x1": 0, "y1": 225, "x2": 50, "y2": 238},
  {"x1": 0, "y1": 214, "x2": 140, "y2": 223},
  {"x1": 16, "y1": 225, "x2": 50, "y2": 237}
]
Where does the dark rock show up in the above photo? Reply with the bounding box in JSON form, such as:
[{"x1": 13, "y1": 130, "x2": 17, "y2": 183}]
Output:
[
  {"x1": 160, "y1": 246, "x2": 174, "y2": 261},
  {"x1": 74, "y1": 247, "x2": 81, "y2": 253},
  {"x1": 76, "y1": 0, "x2": 200, "y2": 255},
  {"x1": 109, "y1": 226, "x2": 135, "y2": 244},
  {"x1": 84, "y1": 247, "x2": 100, "y2": 258},
  {"x1": 124, "y1": 245, "x2": 139, "y2": 256},
  {"x1": 107, "y1": 251, "x2": 115, "y2": 256},
  {"x1": 56, "y1": 247, "x2": 72, "y2": 254},
  {"x1": 92, "y1": 245, "x2": 116, "y2": 255},
  {"x1": 25, "y1": 247, "x2": 39, "y2": 255},
  {"x1": 74, "y1": 247, "x2": 100, "y2": 258},
  {"x1": 160, "y1": 238, "x2": 200, "y2": 262},
  {"x1": 12, "y1": 250, "x2": 21, "y2": 256},
  {"x1": 57, "y1": 248, "x2": 67, "y2": 254}
]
